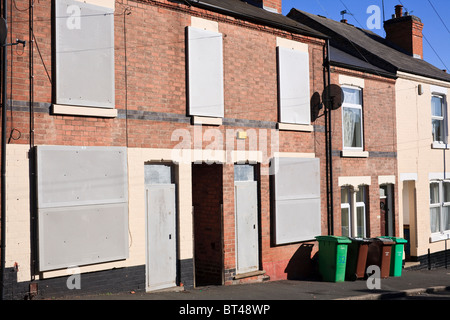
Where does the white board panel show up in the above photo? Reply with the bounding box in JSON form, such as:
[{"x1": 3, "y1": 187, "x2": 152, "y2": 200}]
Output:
[
  {"x1": 37, "y1": 146, "x2": 128, "y2": 208},
  {"x1": 274, "y1": 198, "x2": 321, "y2": 244},
  {"x1": 278, "y1": 47, "x2": 311, "y2": 125},
  {"x1": 146, "y1": 184, "x2": 177, "y2": 291},
  {"x1": 273, "y1": 157, "x2": 321, "y2": 245},
  {"x1": 187, "y1": 27, "x2": 224, "y2": 118},
  {"x1": 36, "y1": 145, "x2": 129, "y2": 271},
  {"x1": 274, "y1": 157, "x2": 320, "y2": 200},
  {"x1": 55, "y1": 0, "x2": 115, "y2": 108},
  {"x1": 38, "y1": 203, "x2": 128, "y2": 271},
  {"x1": 235, "y1": 181, "x2": 259, "y2": 274}
]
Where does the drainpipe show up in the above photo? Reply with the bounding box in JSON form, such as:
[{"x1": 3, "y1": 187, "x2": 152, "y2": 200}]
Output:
[
  {"x1": 326, "y1": 39, "x2": 334, "y2": 236},
  {"x1": 323, "y1": 39, "x2": 334, "y2": 235},
  {"x1": 1, "y1": 0, "x2": 7, "y2": 300}
]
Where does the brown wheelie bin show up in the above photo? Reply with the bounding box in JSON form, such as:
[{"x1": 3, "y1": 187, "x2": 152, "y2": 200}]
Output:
[
  {"x1": 365, "y1": 237, "x2": 395, "y2": 279},
  {"x1": 346, "y1": 237, "x2": 370, "y2": 281}
]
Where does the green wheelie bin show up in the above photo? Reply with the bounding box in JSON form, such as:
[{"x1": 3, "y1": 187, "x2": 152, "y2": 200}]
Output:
[
  {"x1": 315, "y1": 236, "x2": 351, "y2": 282},
  {"x1": 379, "y1": 236, "x2": 408, "y2": 277},
  {"x1": 345, "y1": 237, "x2": 371, "y2": 281}
]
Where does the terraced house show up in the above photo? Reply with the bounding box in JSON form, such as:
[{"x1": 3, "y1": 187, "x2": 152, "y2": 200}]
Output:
[
  {"x1": 289, "y1": 4, "x2": 450, "y2": 269},
  {"x1": 1, "y1": 0, "x2": 438, "y2": 301},
  {"x1": 0, "y1": 0, "x2": 333, "y2": 299}
]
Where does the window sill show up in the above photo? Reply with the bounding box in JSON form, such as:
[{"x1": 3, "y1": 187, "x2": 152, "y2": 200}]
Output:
[
  {"x1": 277, "y1": 122, "x2": 313, "y2": 132},
  {"x1": 341, "y1": 150, "x2": 369, "y2": 158},
  {"x1": 430, "y1": 232, "x2": 450, "y2": 243},
  {"x1": 191, "y1": 116, "x2": 222, "y2": 126},
  {"x1": 431, "y1": 142, "x2": 449, "y2": 150},
  {"x1": 52, "y1": 104, "x2": 117, "y2": 118}
]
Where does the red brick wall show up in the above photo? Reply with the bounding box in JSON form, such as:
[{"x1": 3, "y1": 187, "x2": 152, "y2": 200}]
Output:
[
  {"x1": 326, "y1": 67, "x2": 398, "y2": 238},
  {"x1": 192, "y1": 163, "x2": 223, "y2": 286},
  {"x1": 384, "y1": 17, "x2": 424, "y2": 58},
  {"x1": 3, "y1": 0, "x2": 397, "y2": 285}
]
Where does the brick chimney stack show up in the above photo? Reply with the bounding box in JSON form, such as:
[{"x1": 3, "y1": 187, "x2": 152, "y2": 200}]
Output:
[
  {"x1": 244, "y1": 0, "x2": 282, "y2": 13},
  {"x1": 384, "y1": 5, "x2": 424, "y2": 59}
]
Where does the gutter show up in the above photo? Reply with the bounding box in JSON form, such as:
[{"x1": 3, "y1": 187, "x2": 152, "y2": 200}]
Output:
[
  {"x1": 330, "y1": 61, "x2": 398, "y2": 80},
  {"x1": 188, "y1": 0, "x2": 329, "y2": 40}
]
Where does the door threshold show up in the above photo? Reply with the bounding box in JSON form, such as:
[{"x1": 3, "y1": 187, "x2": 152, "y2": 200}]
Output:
[
  {"x1": 233, "y1": 270, "x2": 266, "y2": 280},
  {"x1": 147, "y1": 285, "x2": 184, "y2": 293}
]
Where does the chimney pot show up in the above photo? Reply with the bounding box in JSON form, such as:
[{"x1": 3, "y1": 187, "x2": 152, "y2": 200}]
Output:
[
  {"x1": 395, "y1": 5, "x2": 403, "y2": 18},
  {"x1": 341, "y1": 19, "x2": 348, "y2": 23}
]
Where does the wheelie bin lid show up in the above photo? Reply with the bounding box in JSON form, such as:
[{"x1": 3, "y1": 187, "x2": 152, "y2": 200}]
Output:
[
  {"x1": 379, "y1": 236, "x2": 407, "y2": 244},
  {"x1": 348, "y1": 237, "x2": 371, "y2": 243},
  {"x1": 315, "y1": 235, "x2": 351, "y2": 243},
  {"x1": 375, "y1": 237, "x2": 395, "y2": 244}
]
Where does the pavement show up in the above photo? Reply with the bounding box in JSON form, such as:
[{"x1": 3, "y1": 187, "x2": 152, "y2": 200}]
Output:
[
  {"x1": 60, "y1": 267, "x2": 450, "y2": 301},
  {"x1": 41, "y1": 267, "x2": 450, "y2": 319}
]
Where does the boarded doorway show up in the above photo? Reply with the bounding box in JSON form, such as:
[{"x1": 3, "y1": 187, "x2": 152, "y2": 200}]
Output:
[
  {"x1": 192, "y1": 163, "x2": 223, "y2": 286},
  {"x1": 234, "y1": 164, "x2": 259, "y2": 275},
  {"x1": 145, "y1": 163, "x2": 177, "y2": 292}
]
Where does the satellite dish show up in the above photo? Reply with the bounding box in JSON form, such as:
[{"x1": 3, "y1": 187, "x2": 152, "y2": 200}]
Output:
[
  {"x1": 322, "y1": 84, "x2": 344, "y2": 110},
  {"x1": 310, "y1": 92, "x2": 322, "y2": 122},
  {"x1": 0, "y1": 18, "x2": 7, "y2": 46}
]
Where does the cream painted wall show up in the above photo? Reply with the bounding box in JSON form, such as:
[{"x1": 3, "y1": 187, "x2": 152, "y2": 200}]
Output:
[
  {"x1": 5, "y1": 144, "x2": 278, "y2": 283},
  {"x1": 5, "y1": 144, "x2": 146, "y2": 282},
  {"x1": 5, "y1": 144, "x2": 31, "y2": 282},
  {"x1": 396, "y1": 75, "x2": 450, "y2": 257},
  {"x1": 127, "y1": 147, "x2": 194, "y2": 262}
]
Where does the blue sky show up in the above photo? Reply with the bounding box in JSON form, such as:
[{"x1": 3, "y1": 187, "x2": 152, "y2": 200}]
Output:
[{"x1": 282, "y1": 0, "x2": 450, "y2": 72}]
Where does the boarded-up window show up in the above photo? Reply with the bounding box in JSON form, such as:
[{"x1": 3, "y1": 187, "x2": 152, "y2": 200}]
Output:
[
  {"x1": 272, "y1": 157, "x2": 321, "y2": 244},
  {"x1": 186, "y1": 26, "x2": 224, "y2": 118},
  {"x1": 55, "y1": 0, "x2": 115, "y2": 108},
  {"x1": 36, "y1": 146, "x2": 128, "y2": 271},
  {"x1": 277, "y1": 47, "x2": 310, "y2": 125}
]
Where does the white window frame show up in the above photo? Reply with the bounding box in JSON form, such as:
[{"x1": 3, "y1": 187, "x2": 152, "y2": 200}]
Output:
[
  {"x1": 341, "y1": 86, "x2": 364, "y2": 151},
  {"x1": 429, "y1": 180, "x2": 450, "y2": 241},
  {"x1": 340, "y1": 185, "x2": 367, "y2": 238},
  {"x1": 355, "y1": 187, "x2": 367, "y2": 238},
  {"x1": 431, "y1": 94, "x2": 447, "y2": 145},
  {"x1": 341, "y1": 187, "x2": 352, "y2": 237}
]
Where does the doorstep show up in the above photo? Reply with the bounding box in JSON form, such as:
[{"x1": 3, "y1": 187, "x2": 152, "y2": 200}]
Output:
[
  {"x1": 404, "y1": 261, "x2": 421, "y2": 269},
  {"x1": 233, "y1": 270, "x2": 266, "y2": 280}
]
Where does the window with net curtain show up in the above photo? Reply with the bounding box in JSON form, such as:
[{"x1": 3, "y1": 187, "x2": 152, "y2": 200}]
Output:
[
  {"x1": 430, "y1": 181, "x2": 450, "y2": 234},
  {"x1": 342, "y1": 87, "x2": 363, "y2": 149},
  {"x1": 431, "y1": 95, "x2": 445, "y2": 143}
]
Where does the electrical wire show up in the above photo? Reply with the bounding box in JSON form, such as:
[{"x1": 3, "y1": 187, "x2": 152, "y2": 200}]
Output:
[
  {"x1": 426, "y1": 0, "x2": 450, "y2": 35},
  {"x1": 32, "y1": 32, "x2": 51, "y2": 84},
  {"x1": 397, "y1": 0, "x2": 449, "y2": 70}
]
